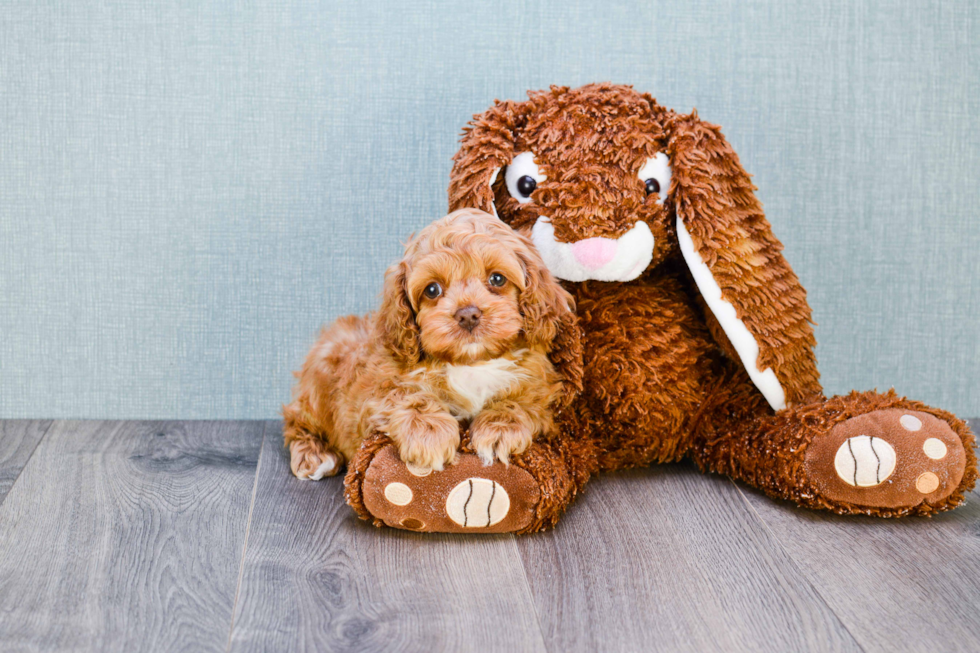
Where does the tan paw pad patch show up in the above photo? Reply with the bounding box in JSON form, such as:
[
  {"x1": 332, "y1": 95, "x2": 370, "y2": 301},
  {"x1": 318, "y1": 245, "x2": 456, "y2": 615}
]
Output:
[
  {"x1": 359, "y1": 445, "x2": 540, "y2": 533},
  {"x1": 805, "y1": 408, "x2": 966, "y2": 509}
]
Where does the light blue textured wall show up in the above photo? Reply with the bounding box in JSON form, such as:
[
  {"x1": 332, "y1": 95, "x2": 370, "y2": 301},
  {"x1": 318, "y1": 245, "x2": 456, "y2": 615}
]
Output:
[{"x1": 1, "y1": 1, "x2": 977, "y2": 418}]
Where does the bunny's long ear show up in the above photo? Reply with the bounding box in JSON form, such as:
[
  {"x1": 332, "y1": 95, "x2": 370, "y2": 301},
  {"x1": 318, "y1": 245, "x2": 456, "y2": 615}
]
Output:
[
  {"x1": 448, "y1": 99, "x2": 529, "y2": 215},
  {"x1": 667, "y1": 112, "x2": 821, "y2": 410}
]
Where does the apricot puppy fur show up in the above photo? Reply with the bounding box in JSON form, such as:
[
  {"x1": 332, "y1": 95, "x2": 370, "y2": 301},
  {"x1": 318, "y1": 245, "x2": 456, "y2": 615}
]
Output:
[{"x1": 283, "y1": 208, "x2": 576, "y2": 479}]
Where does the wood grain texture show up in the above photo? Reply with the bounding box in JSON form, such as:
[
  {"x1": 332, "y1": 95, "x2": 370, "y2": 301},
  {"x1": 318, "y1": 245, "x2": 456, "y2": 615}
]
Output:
[
  {"x1": 228, "y1": 421, "x2": 546, "y2": 653},
  {"x1": 738, "y1": 417, "x2": 980, "y2": 653},
  {"x1": 0, "y1": 420, "x2": 51, "y2": 505},
  {"x1": 516, "y1": 463, "x2": 862, "y2": 653},
  {"x1": 0, "y1": 420, "x2": 265, "y2": 653},
  {"x1": 0, "y1": 419, "x2": 976, "y2": 652}
]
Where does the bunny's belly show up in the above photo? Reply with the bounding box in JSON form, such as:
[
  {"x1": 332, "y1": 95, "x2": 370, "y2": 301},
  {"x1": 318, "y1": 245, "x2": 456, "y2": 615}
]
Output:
[{"x1": 569, "y1": 274, "x2": 725, "y2": 470}]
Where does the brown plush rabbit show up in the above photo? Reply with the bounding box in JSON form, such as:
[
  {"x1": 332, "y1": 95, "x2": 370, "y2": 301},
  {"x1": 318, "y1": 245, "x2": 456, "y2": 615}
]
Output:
[{"x1": 343, "y1": 83, "x2": 975, "y2": 533}]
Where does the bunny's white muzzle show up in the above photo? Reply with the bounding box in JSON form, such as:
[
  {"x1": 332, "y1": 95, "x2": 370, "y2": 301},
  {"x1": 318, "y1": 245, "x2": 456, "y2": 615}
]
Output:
[{"x1": 530, "y1": 217, "x2": 654, "y2": 283}]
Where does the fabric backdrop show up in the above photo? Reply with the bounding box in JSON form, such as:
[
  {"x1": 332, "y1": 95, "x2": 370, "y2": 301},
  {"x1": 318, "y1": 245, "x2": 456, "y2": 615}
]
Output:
[{"x1": 1, "y1": 0, "x2": 977, "y2": 418}]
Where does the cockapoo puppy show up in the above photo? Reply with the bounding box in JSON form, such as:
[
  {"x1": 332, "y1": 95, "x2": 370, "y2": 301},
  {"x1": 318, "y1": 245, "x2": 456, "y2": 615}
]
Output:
[{"x1": 283, "y1": 208, "x2": 577, "y2": 479}]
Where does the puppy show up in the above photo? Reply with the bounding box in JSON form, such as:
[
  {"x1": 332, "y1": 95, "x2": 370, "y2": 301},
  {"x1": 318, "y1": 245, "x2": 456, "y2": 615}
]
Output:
[{"x1": 283, "y1": 208, "x2": 576, "y2": 479}]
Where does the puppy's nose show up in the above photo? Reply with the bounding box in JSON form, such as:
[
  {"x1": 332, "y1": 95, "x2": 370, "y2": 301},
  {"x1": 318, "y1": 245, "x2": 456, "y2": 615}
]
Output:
[{"x1": 454, "y1": 305, "x2": 482, "y2": 331}]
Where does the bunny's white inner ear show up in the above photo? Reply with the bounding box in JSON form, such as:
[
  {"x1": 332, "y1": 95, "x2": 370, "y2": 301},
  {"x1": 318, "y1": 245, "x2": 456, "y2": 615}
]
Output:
[
  {"x1": 676, "y1": 216, "x2": 787, "y2": 411},
  {"x1": 487, "y1": 167, "x2": 500, "y2": 218}
]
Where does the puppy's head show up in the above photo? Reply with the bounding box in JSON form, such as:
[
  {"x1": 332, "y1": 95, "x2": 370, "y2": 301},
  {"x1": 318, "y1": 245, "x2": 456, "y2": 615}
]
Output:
[{"x1": 379, "y1": 208, "x2": 574, "y2": 365}]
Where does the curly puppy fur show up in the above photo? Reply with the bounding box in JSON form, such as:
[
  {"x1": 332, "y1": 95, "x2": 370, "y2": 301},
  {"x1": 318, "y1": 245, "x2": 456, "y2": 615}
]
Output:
[
  {"x1": 283, "y1": 208, "x2": 581, "y2": 478},
  {"x1": 409, "y1": 82, "x2": 972, "y2": 527}
]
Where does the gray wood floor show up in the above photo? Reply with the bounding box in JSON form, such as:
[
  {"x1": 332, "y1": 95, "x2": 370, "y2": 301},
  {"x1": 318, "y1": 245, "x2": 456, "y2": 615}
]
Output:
[{"x1": 0, "y1": 420, "x2": 977, "y2": 653}]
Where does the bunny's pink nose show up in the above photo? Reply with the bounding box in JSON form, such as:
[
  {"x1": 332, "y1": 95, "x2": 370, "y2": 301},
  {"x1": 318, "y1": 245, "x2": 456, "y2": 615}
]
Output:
[{"x1": 571, "y1": 238, "x2": 617, "y2": 269}]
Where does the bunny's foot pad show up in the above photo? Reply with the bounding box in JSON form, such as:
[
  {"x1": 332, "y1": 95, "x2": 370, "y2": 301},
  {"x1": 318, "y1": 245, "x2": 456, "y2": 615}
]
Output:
[
  {"x1": 805, "y1": 408, "x2": 969, "y2": 512},
  {"x1": 347, "y1": 442, "x2": 541, "y2": 533}
]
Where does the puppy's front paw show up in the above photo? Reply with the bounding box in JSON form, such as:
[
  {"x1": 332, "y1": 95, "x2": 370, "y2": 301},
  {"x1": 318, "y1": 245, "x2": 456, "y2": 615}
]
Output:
[
  {"x1": 290, "y1": 439, "x2": 344, "y2": 480},
  {"x1": 394, "y1": 411, "x2": 460, "y2": 473},
  {"x1": 471, "y1": 412, "x2": 533, "y2": 466}
]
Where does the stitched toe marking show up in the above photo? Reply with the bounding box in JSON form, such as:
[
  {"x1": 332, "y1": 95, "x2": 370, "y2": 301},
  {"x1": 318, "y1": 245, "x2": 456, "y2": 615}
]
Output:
[
  {"x1": 922, "y1": 438, "x2": 947, "y2": 460},
  {"x1": 384, "y1": 482, "x2": 413, "y2": 506},
  {"x1": 900, "y1": 414, "x2": 922, "y2": 431},
  {"x1": 445, "y1": 478, "x2": 510, "y2": 528},
  {"x1": 834, "y1": 435, "x2": 896, "y2": 487},
  {"x1": 916, "y1": 472, "x2": 940, "y2": 494},
  {"x1": 405, "y1": 463, "x2": 432, "y2": 477}
]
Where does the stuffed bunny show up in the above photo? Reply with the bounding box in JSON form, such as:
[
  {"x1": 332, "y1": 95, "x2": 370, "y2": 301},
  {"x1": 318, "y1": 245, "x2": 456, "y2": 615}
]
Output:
[{"x1": 344, "y1": 83, "x2": 975, "y2": 533}]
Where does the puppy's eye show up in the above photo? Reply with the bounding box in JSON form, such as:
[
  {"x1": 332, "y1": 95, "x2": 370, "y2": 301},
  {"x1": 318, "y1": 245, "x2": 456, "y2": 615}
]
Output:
[
  {"x1": 505, "y1": 152, "x2": 546, "y2": 204},
  {"x1": 637, "y1": 152, "x2": 671, "y2": 205},
  {"x1": 423, "y1": 282, "x2": 442, "y2": 300},
  {"x1": 488, "y1": 273, "x2": 506, "y2": 287}
]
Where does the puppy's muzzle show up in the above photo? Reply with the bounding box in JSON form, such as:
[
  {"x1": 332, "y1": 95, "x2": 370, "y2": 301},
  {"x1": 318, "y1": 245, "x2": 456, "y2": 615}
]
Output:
[{"x1": 454, "y1": 305, "x2": 482, "y2": 332}]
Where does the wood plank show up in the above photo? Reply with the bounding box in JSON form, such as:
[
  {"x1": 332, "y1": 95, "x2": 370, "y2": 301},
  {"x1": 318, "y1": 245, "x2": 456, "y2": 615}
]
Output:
[
  {"x1": 229, "y1": 421, "x2": 546, "y2": 653},
  {"x1": 0, "y1": 420, "x2": 51, "y2": 505},
  {"x1": 516, "y1": 462, "x2": 862, "y2": 653},
  {"x1": 738, "y1": 418, "x2": 980, "y2": 653},
  {"x1": 0, "y1": 420, "x2": 265, "y2": 653}
]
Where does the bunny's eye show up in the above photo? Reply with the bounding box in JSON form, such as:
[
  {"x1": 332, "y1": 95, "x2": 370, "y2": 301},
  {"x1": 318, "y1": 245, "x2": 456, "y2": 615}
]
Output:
[
  {"x1": 505, "y1": 152, "x2": 546, "y2": 204},
  {"x1": 637, "y1": 153, "x2": 671, "y2": 205},
  {"x1": 488, "y1": 272, "x2": 506, "y2": 287},
  {"x1": 516, "y1": 176, "x2": 536, "y2": 197},
  {"x1": 423, "y1": 282, "x2": 442, "y2": 300}
]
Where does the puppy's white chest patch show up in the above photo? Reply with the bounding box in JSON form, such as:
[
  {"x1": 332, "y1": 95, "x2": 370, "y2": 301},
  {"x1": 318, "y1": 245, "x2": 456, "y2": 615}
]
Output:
[{"x1": 446, "y1": 357, "x2": 523, "y2": 419}]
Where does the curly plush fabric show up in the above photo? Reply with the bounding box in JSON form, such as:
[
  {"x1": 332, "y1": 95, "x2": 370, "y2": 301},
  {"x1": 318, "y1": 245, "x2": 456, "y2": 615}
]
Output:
[{"x1": 344, "y1": 83, "x2": 976, "y2": 531}]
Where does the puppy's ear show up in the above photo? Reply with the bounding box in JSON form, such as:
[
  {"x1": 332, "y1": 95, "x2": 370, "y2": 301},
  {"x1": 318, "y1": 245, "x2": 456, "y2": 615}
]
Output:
[
  {"x1": 515, "y1": 236, "x2": 583, "y2": 408},
  {"x1": 377, "y1": 259, "x2": 420, "y2": 364},
  {"x1": 666, "y1": 111, "x2": 821, "y2": 410},
  {"x1": 449, "y1": 98, "x2": 530, "y2": 215}
]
